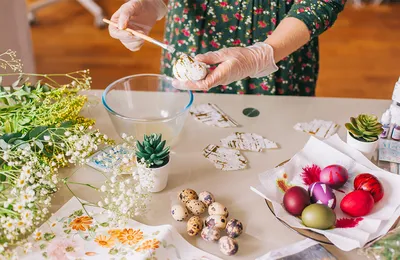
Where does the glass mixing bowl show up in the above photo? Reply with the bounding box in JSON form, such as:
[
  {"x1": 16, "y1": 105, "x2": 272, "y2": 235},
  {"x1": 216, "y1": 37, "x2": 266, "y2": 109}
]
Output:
[{"x1": 102, "y1": 74, "x2": 193, "y2": 145}]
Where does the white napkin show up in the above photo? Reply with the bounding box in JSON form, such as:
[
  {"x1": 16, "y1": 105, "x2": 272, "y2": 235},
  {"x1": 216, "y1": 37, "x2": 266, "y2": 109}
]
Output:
[{"x1": 251, "y1": 135, "x2": 400, "y2": 251}]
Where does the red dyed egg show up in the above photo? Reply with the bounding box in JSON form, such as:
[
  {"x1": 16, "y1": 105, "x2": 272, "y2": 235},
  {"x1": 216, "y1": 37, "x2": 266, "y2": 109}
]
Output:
[
  {"x1": 354, "y1": 173, "x2": 384, "y2": 203},
  {"x1": 340, "y1": 190, "x2": 374, "y2": 217},
  {"x1": 320, "y1": 165, "x2": 349, "y2": 189},
  {"x1": 283, "y1": 186, "x2": 310, "y2": 216}
]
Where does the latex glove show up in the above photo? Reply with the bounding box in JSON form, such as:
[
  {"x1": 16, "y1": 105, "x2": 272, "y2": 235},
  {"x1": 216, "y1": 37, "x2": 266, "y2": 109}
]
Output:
[
  {"x1": 109, "y1": 0, "x2": 167, "y2": 51},
  {"x1": 174, "y1": 42, "x2": 279, "y2": 91}
]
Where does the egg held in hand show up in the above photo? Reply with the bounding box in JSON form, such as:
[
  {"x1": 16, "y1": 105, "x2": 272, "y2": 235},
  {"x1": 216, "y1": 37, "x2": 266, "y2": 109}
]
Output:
[
  {"x1": 320, "y1": 164, "x2": 349, "y2": 189},
  {"x1": 308, "y1": 182, "x2": 337, "y2": 209},
  {"x1": 173, "y1": 54, "x2": 208, "y2": 81},
  {"x1": 354, "y1": 173, "x2": 384, "y2": 203},
  {"x1": 283, "y1": 186, "x2": 310, "y2": 216},
  {"x1": 301, "y1": 204, "x2": 336, "y2": 230},
  {"x1": 340, "y1": 190, "x2": 374, "y2": 217}
]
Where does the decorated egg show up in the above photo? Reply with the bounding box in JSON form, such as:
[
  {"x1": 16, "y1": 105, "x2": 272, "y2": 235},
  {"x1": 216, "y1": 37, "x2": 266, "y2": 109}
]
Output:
[
  {"x1": 208, "y1": 202, "x2": 229, "y2": 217},
  {"x1": 205, "y1": 215, "x2": 227, "y2": 229},
  {"x1": 301, "y1": 204, "x2": 336, "y2": 230},
  {"x1": 198, "y1": 191, "x2": 215, "y2": 207},
  {"x1": 320, "y1": 165, "x2": 349, "y2": 189},
  {"x1": 187, "y1": 216, "x2": 203, "y2": 236},
  {"x1": 171, "y1": 205, "x2": 189, "y2": 222},
  {"x1": 283, "y1": 186, "x2": 310, "y2": 216},
  {"x1": 201, "y1": 226, "x2": 221, "y2": 242},
  {"x1": 178, "y1": 189, "x2": 198, "y2": 204},
  {"x1": 173, "y1": 53, "x2": 208, "y2": 81},
  {"x1": 186, "y1": 200, "x2": 206, "y2": 216},
  {"x1": 354, "y1": 173, "x2": 384, "y2": 203},
  {"x1": 308, "y1": 182, "x2": 337, "y2": 209},
  {"x1": 340, "y1": 190, "x2": 374, "y2": 217},
  {"x1": 226, "y1": 219, "x2": 243, "y2": 238},
  {"x1": 219, "y1": 236, "x2": 239, "y2": 256}
]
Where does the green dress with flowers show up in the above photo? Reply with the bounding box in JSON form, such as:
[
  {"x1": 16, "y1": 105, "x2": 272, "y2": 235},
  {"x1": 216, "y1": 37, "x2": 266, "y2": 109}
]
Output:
[{"x1": 161, "y1": 0, "x2": 345, "y2": 96}]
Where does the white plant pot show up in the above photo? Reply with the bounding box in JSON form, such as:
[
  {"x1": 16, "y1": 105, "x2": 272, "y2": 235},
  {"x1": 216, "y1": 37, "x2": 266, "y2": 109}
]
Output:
[
  {"x1": 149, "y1": 161, "x2": 170, "y2": 193},
  {"x1": 346, "y1": 131, "x2": 378, "y2": 159}
]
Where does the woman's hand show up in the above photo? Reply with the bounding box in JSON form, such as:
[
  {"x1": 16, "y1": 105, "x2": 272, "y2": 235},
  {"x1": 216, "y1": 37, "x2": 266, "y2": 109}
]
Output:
[
  {"x1": 175, "y1": 42, "x2": 278, "y2": 91},
  {"x1": 108, "y1": 0, "x2": 167, "y2": 51}
]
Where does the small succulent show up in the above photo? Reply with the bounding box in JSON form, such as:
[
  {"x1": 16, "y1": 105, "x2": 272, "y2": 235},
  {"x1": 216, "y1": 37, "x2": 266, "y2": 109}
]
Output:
[
  {"x1": 136, "y1": 133, "x2": 170, "y2": 168},
  {"x1": 345, "y1": 114, "x2": 383, "y2": 142}
]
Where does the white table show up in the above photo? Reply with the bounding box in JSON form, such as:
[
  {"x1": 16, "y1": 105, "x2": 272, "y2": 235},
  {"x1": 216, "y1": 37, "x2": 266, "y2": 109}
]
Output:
[{"x1": 53, "y1": 91, "x2": 391, "y2": 260}]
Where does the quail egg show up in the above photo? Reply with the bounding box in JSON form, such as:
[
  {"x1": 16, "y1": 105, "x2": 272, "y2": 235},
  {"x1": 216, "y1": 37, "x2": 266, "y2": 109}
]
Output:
[
  {"x1": 201, "y1": 226, "x2": 221, "y2": 242},
  {"x1": 171, "y1": 205, "x2": 189, "y2": 222},
  {"x1": 205, "y1": 215, "x2": 227, "y2": 229},
  {"x1": 173, "y1": 53, "x2": 208, "y2": 81},
  {"x1": 208, "y1": 202, "x2": 229, "y2": 217},
  {"x1": 198, "y1": 191, "x2": 215, "y2": 207},
  {"x1": 226, "y1": 219, "x2": 243, "y2": 238},
  {"x1": 187, "y1": 216, "x2": 203, "y2": 236},
  {"x1": 178, "y1": 189, "x2": 198, "y2": 204},
  {"x1": 186, "y1": 200, "x2": 206, "y2": 216},
  {"x1": 219, "y1": 236, "x2": 239, "y2": 256}
]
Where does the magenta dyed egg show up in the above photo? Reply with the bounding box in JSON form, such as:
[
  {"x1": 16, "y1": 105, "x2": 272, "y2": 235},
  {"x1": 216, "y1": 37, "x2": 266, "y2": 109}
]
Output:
[
  {"x1": 308, "y1": 182, "x2": 337, "y2": 209},
  {"x1": 320, "y1": 165, "x2": 349, "y2": 189}
]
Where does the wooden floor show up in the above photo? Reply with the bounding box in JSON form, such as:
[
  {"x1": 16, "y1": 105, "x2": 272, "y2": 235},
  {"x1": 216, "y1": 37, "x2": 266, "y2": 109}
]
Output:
[{"x1": 29, "y1": 0, "x2": 400, "y2": 99}]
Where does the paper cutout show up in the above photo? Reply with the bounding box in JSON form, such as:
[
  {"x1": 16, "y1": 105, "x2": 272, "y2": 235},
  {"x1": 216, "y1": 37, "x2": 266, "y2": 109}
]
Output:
[
  {"x1": 86, "y1": 146, "x2": 135, "y2": 173},
  {"x1": 203, "y1": 144, "x2": 247, "y2": 171},
  {"x1": 378, "y1": 139, "x2": 400, "y2": 164},
  {"x1": 20, "y1": 197, "x2": 221, "y2": 260},
  {"x1": 294, "y1": 119, "x2": 339, "y2": 138},
  {"x1": 190, "y1": 103, "x2": 239, "y2": 128},
  {"x1": 220, "y1": 132, "x2": 278, "y2": 152}
]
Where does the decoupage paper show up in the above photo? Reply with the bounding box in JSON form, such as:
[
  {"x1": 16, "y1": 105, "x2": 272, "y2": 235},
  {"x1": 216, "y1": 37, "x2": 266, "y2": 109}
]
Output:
[
  {"x1": 203, "y1": 144, "x2": 247, "y2": 170},
  {"x1": 378, "y1": 139, "x2": 400, "y2": 164},
  {"x1": 86, "y1": 146, "x2": 135, "y2": 173},
  {"x1": 294, "y1": 119, "x2": 339, "y2": 138},
  {"x1": 20, "y1": 197, "x2": 221, "y2": 260},
  {"x1": 190, "y1": 103, "x2": 239, "y2": 128},
  {"x1": 220, "y1": 132, "x2": 278, "y2": 152}
]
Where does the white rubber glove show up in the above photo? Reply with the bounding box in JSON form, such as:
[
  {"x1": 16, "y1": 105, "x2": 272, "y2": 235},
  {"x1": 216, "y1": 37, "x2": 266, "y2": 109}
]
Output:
[
  {"x1": 174, "y1": 42, "x2": 279, "y2": 91},
  {"x1": 108, "y1": 0, "x2": 167, "y2": 51}
]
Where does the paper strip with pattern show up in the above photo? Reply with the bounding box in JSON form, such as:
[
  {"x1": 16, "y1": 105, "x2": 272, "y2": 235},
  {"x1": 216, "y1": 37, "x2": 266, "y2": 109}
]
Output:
[
  {"x1": 294, "y1": 119, "x2": 339, "y2": 138},
  {"x1": 190, "y1": 103, "x2": 239, "y2": 127},
  {"x1": 203, "y1": 144, "x2": 247, "y2": 171},
  {"x1": 220, "y1": 132, "x2": 278, "y2": 152}
]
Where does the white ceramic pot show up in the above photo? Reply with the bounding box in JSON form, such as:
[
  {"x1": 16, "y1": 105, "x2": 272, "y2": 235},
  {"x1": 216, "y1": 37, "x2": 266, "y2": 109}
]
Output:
[
  {"x1": 149, "y1": 159, "x2": 170, "y2": 193},
  {"x1": 346, "y1": 131, "x2": 378, "y2": 159}
]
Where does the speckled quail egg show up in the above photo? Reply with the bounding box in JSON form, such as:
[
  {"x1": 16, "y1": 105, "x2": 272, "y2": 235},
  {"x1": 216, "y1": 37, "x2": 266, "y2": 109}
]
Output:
[
  {"x1": 205, "y1": 215, "x2": 227, "y2": 229},
  {"x1": 186, "y1": 200, "x2": 206, "y2": 216},
  {"x1": 226, "y1": 219, "x2": 243, "y2": 238},
  {"x1": 171, "y1": 205, "x2": 189, "y2": 222},
  {"x1": 219, "y1": 236, "x2": 239, "y2": 256},
  {"x1": 178, "y1": 189, "x2": 198, "y2": 204},
  {"x1": 187, "y1": 216, "x2": 203, "y2": 236},
  {"x1": 173, "y1": 53, "x2": 208, "y2": 81},
  {"x1": 201, "y1": 226, "x2": 221, "y2": 242},
  {"x1": 198, "y1": 191, "x2": 215, "y2": 207},
  {"x1": 208, "y1": 202, "x2": 229, "y2": 217}
]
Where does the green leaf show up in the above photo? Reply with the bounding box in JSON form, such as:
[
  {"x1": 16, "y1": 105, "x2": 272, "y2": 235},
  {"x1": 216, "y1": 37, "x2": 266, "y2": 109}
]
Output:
[
  {"x1": 136, "y1": 151, "x2": 150, "y2": 160},
  {"x1": 42, "y1": 252, "x2": 48, "y2": 258},
  {"x1": 60, "y1": 121, "x2": 73, "y2": 128},
  {"x1": 0, "y1": 183, "x2": 4, "y2": 192},
  {"x1": 64, "y1": 229, "x2": 71, "y2": 234},
  {"x1": 40, "y1": 244, "x2": 47, "y2": 250},
  {"x1": 136, "y1": 141, "x2": 144, "y2": 152},
  {"x1": 35, "y1": 141, "x2": 44, "y2": 151},
  {"x1": 100, "y1": 222, "x2": 109, "y2": 227},
  {"x1": 0, "y1": 139, "x2": 8, "y2": 150},
  {"x1": 154, "y1": 160, "x2": 164, "y2": 165},
  {"x1": 109, "y1": 248, "x2": 118, "y2": 255},
  {"x1": 0, "y1": 173, "x2": 5, "y2": 182},
  {"x1": 155, "y1": 140, "x2": 166, "y2": 153},
  {"x1": 143, "y1": 140, "x2": 150, "y2": 147},
  {"x1": 29, "y1": 126, "x2": 48, "y2": 139},
  {"x1": 44, "y1": 232, "x2": 55, "y2": 241}
]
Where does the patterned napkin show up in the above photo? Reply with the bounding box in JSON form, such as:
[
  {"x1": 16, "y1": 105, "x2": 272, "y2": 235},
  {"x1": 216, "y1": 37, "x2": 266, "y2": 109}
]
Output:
[
  {"x1": 203, "y1": 144, "x2": 247, "y2": 171},
  {"x1": 251, "y1": 135, "x2": 400, "y2": 251},
  {"x1": 294, "y1": 119, "x2": 339, "y2": 138},
  {"x1": 220, "y1": 132, "x2": 278, "y2": 152},
  {"x1": 190, "y1": 103, "x2": 239, "y2": 128},
  {"x1": 20, "y1": 197, "x2": 221, "y2": 260}
]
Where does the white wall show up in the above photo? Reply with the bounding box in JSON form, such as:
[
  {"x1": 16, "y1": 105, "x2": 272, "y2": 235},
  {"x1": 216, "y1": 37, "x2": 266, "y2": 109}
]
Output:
[{"x1": 0, "y1": 0, "x2": 35, "y2": 80}]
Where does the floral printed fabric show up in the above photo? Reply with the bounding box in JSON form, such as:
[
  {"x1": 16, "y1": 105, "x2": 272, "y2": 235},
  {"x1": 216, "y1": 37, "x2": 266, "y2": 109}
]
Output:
[{"x1": 161, "y1": 0, "x2": 345, "y2": 96}]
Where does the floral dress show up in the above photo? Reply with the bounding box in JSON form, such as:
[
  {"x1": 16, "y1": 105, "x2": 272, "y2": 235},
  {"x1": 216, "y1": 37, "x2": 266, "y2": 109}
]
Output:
[{"x1": 161, "y1": 0, "x2": 345, "y2": 96}]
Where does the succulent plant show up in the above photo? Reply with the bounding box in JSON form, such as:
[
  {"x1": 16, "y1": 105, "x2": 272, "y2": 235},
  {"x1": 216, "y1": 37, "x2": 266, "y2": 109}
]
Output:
[
  {"x1": 136, "y1": 133, "x2": 170, "y2": 168},
  {"x1": 345, "y1": 114, "x2": 383, "y2": 142}
]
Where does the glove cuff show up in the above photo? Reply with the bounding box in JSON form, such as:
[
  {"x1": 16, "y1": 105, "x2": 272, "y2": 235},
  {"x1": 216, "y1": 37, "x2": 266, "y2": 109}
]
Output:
[
  {"x1": 246, "y1": 42, "x2": 279, "y2": 78},
  {"x1": 150, "y1": 0, "x2": 168, "y2": 20}
]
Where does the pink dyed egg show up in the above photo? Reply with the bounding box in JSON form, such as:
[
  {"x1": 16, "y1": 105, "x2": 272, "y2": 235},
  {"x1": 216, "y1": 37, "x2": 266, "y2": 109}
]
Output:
[
  {"x1": 320, "y1": 165, "x2": 349, "y2": 189},
  {"x1": 308, "y1": 182, "x2": 336, "y2": 209}
]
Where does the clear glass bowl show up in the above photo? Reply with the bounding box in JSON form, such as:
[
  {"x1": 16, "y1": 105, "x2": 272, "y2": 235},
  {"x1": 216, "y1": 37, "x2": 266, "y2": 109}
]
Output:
[{"x1": 102, "y1": 74, "x2": 193, "y2": 145}]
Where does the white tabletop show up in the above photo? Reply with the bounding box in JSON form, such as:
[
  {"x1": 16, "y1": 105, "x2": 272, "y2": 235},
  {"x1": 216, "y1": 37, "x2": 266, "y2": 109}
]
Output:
[{"x1": 53, "y1": 91, "x2": 391, "y2": 260}]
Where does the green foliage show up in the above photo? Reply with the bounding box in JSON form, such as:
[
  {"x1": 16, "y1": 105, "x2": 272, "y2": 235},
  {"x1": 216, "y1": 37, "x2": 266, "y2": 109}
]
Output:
[
  {"x1": 136, "y1": 134, "x2": 170, "y2": 168},
  {"x1": 345, "y1": 114, "x2": 383, "y2": 142}
]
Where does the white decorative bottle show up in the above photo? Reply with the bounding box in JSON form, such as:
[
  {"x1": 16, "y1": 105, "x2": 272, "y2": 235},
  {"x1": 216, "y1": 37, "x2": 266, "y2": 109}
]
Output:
[{"x1": 380, "y1": 109, "x2": 391, "y2": 139}]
